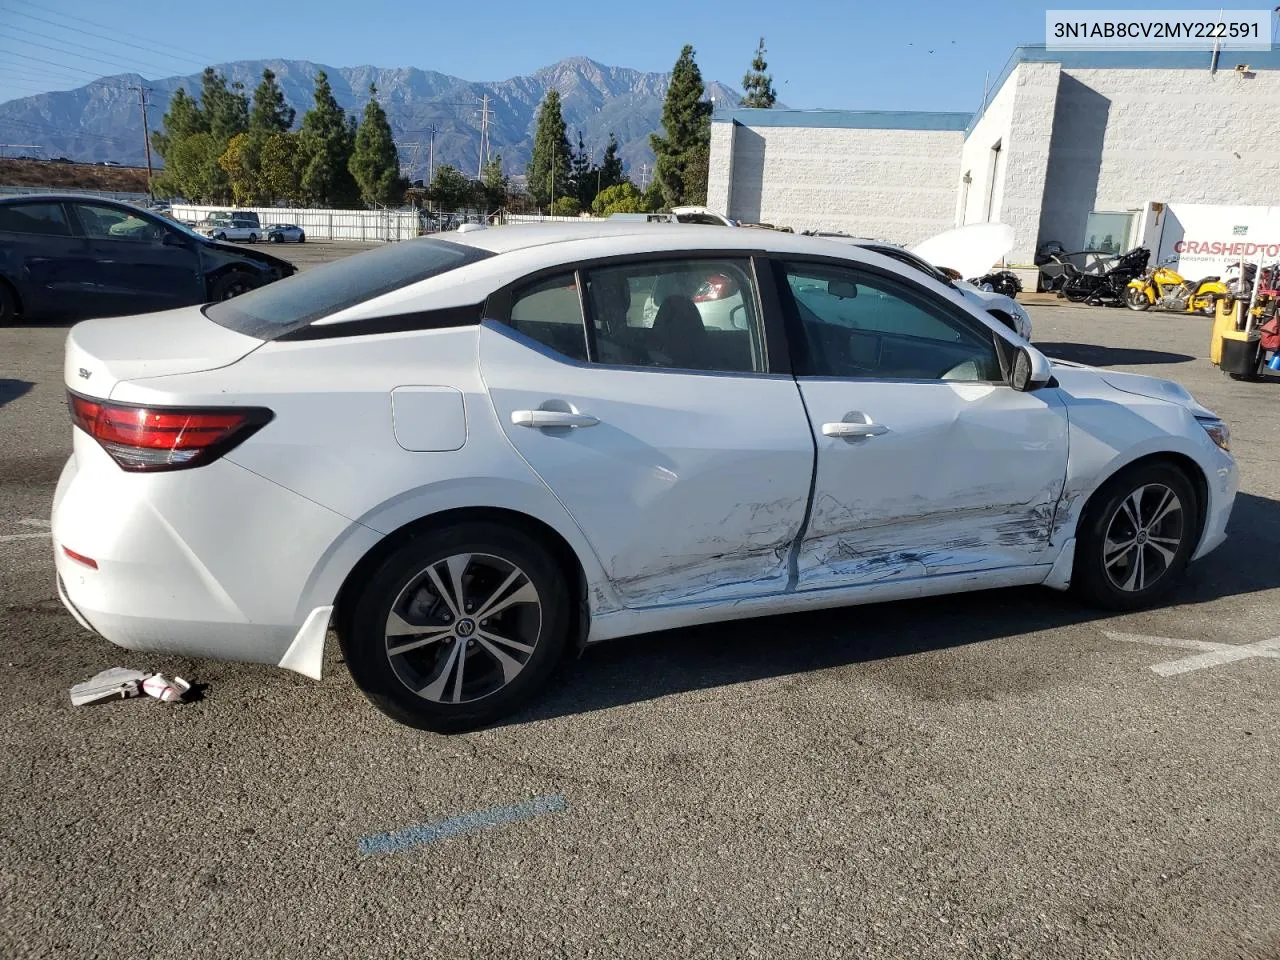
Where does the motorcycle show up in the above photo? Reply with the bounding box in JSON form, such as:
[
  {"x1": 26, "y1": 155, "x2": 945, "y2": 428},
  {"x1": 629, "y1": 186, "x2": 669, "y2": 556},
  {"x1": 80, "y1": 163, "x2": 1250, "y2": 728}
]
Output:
[
  {"x1": 969, "y1": 269, "x2": 1022, "y2": 298},
  {"x1": 1060, "y1": 247, "x2": 1150, "y2": 306},
  {"x1": 1125, "y1": 256, "x2": 1229, "y2": 315}
]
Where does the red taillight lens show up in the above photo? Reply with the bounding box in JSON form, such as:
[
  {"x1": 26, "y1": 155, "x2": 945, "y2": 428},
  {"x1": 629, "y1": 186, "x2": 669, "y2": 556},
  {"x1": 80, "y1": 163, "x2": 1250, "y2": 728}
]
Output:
[
  {"x1": 693, "y1": 273, "x2": 738, "y2": 302},
  {"x1": 68, "y1": 393, "x2": 272, "y2": 472}
]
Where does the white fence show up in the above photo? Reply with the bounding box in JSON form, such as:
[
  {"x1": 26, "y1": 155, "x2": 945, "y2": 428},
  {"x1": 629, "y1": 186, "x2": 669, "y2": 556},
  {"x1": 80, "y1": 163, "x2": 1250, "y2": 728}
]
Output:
[{"x1": 171, "y1": 204, "x2": 422, "y2": 242}]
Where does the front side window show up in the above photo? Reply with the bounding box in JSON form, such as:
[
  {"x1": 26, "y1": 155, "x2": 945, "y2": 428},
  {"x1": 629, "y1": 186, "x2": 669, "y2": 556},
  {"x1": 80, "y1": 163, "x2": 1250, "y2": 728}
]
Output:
[
  {"x1": 780, "y1": 261, "x2": 1001, "y2": 381},
  {"x1": 582, "y1": 258, "x2": 765, "y2": 373},
  {"x1": 75, "y1": 204, "x2": 166, "y2": 243},
  {"x1": 0, "y1": 202, "x2": 70, "y2": 236},
  {"x1": 205, "y1": 237, "x2": 492, "y2": 339}
]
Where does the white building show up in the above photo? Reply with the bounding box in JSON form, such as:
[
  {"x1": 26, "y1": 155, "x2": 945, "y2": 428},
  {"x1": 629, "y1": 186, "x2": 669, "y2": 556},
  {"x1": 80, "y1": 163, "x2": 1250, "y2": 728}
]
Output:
[{"x1": 707, "y1": 45, "x2": 1280, "y2": 268}]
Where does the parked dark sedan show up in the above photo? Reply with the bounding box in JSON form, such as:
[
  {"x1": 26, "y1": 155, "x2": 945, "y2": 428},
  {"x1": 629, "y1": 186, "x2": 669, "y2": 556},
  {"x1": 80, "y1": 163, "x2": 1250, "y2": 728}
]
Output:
[{"x1": 0, "y1": 194, "x2": 295, "y2": 324}]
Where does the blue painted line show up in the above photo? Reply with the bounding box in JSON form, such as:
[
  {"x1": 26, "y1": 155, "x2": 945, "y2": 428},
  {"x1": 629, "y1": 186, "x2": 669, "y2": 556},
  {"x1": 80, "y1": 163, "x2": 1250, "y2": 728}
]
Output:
[{"x1": 357, "y1": 794, "x2": 567, "y2": 855}]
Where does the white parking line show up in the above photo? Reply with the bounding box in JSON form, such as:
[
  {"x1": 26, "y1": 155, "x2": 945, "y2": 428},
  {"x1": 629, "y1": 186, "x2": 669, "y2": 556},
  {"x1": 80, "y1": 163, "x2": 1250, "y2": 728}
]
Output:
[
  {"x1": 0, "y1": 518, "x2": 53, "y2": 544},
  {"x1": 1105, "y1": 630, "x2": 1280, "y2": 676}
]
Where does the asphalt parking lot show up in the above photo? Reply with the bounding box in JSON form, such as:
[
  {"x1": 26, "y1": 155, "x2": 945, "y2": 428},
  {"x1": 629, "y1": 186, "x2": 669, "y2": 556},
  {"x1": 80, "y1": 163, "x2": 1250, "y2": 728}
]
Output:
[{"x1": 2, "y1": 243, "x2": 1278, "y2": 959}]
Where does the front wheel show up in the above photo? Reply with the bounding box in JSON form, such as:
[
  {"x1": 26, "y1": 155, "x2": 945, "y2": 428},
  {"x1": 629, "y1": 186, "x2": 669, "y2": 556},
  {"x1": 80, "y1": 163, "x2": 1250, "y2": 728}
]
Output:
[
  {"x1": 271, "y1": 233, "x2": 283, "y2": 243},
  {"x1": 297, "y1": 231, "x2": 305, "y2": 243},
  {"x1": 341, "y1": 521, "x2": 573, "y2": 732},
  {"x1": 1071, "y1": 462, "x2": 1198, "y2": 610},
  {"x1": 0, "y1": 281, "x2": 16, "y2": 326},
  {"x1": 209, "y1": 271, "x2": 258, "y2": 301},
  {"x1": 1124, "y1": 285, "x2": 1151, "y2": 311}
]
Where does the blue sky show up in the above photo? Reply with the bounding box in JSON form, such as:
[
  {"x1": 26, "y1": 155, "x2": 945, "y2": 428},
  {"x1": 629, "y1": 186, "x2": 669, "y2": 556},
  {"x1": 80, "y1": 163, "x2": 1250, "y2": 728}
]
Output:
[{"x1": 0, "y1": 0, "x2": 1276, "y2": 110}]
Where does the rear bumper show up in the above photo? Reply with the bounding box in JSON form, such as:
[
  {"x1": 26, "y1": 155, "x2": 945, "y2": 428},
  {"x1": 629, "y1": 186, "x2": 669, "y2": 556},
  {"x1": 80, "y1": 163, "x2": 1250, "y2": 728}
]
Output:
[{"x1": 51, "y1": 439, "x2": 379, "y2": 668}]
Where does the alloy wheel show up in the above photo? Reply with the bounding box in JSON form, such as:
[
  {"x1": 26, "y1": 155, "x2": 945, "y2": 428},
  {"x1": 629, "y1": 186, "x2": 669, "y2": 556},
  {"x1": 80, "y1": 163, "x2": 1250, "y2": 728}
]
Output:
[
  {"x1": 1102, "y1": 483, "x2": 1185, "y2": 592},
  {"x1": 383, "y1": 552, "x2": 542, "y2": 704}
]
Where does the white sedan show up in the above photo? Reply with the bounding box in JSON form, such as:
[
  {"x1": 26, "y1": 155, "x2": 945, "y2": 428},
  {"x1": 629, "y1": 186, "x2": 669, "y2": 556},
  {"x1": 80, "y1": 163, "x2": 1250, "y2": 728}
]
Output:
[{"x1": 52, "y1": 223, "x2": 1237, "y2": 731}]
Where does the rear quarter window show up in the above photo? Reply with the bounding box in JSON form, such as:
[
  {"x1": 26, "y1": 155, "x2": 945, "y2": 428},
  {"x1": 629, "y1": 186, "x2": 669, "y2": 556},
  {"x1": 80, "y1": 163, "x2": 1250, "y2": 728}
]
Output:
[{"x1": 204, "y1": 237, "x2": 493, "y2": 339}]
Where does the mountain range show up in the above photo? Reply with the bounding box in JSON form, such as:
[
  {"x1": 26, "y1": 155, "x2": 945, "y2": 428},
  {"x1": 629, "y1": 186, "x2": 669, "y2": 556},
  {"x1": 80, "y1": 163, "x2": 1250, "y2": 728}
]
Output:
[{"x1": 0, "y1": 57, "x2": 747, "y2": 180}]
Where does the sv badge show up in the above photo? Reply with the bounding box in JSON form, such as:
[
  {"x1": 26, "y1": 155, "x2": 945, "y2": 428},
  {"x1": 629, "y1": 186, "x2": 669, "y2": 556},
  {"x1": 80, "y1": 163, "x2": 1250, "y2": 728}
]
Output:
[{"x1": 78, "y1": 368, "x2": 92, "y2": 380}]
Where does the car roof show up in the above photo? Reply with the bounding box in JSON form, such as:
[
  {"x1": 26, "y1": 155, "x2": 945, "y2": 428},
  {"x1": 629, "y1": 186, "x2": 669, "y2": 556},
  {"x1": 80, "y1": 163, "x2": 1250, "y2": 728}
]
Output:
[
  {"x1": 0, "y1": 193, "x2": 137, "y2": 206},
  {"x1": 448, "y1": 221, "x2": 884, "y2": 259}
]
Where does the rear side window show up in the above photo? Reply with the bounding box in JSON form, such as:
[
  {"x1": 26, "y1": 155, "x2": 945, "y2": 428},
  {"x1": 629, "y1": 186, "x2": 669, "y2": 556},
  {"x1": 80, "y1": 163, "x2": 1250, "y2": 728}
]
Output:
[
  {"x1": 0, "y1": 202, "x2": 70, "y2": 236},
  {"x1": 510, "y1": 273, "x2": 588, "y2": 362},
  {"x1": 205, "y1": 238, "x2": 493, "y2": 339}
]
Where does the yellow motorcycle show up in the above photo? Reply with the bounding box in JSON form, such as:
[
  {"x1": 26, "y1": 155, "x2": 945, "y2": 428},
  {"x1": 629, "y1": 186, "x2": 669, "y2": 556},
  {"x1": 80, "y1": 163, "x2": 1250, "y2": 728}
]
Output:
[{"x1": 1125, "y1": 257, "x2": 1229, "y2": 315}]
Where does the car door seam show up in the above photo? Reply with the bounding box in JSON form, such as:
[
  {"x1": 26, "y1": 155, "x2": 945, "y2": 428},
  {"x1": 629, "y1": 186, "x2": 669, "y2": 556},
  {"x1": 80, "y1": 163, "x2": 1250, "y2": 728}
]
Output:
[{"x1": 784, "y1": 377, "x2": 821, "y2": 593}]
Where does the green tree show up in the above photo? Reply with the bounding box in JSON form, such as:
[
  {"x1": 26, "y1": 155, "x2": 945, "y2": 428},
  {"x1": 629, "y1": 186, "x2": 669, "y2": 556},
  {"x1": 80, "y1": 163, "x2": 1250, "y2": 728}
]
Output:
[
  {"x1": 259, "y1": 132, "x2": 303, "y2": 203},
  {"x1": 591, "y1": 181, "x2": 645, "y2": 215},
  {"x1": 427, "y1": 164, "x2": 474, "y2": 211},
  {"x1": 650, "y1": 45, "x2": 712, "y2": 207},
  {"x1": 250, "y1": 68, "x2": 295, "y2": 134},
  {"x1": 349, "y1": 84, "x2": 405, "y2": 206},
  {"x1": 739, "y1": 38, "x2": 777, "y2": 108},
  {"x1": 642, "y1": 176, "x2": 665, "y2": 212},
  {"x1": 550, "y1": 196, "x2": 581, "y2": 217},
  {"x1": 479, "y1": 154, "x2": 509, "y2": 210},
  {"x1": 158, "y1": 131, "x2": 226, "y2": 202},
  {"x1": 569, "y1": 130, "x2": 598, "y2": 208},
  {"x1": 598, "y1": 133, "x2": 625, "y2": 191},
  {"x1": 298, "y1": 70, "x2": 359, "y2": 207},
  {"x1": 201, "y1": 68, "x2": 249, "y2": 142},
  {"x1": 150, "y1": 86, "x2": 206, "y2": 161},
  {"x1": 218, "y1": 132, "x2": 264, "y2": 205},
  {"x1": 526, "y1": 89, "x2": 571, "y2": 209}
]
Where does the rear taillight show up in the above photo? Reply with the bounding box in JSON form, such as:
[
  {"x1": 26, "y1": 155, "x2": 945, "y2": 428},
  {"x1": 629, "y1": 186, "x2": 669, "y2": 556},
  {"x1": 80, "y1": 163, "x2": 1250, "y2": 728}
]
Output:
[
  {"x1": 68, "y1": 392, "x2": 272, "y2": 472},
  {"x1": 694, "y1": 273, "x2": 738, "y2": 302}
]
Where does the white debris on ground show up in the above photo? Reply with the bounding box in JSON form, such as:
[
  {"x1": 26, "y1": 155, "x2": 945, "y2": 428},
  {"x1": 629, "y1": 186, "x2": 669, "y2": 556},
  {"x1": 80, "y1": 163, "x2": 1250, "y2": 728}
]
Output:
[{"x1": 70, "y1": 668, "x2": 193, "y2": 706}]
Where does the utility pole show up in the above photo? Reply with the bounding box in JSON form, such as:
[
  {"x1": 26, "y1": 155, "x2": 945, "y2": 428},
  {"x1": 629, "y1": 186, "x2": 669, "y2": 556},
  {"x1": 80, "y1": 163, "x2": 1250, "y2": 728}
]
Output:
[
  {"x1": 477, "y1": 95, "x2": 492, "y2": 179},
  {"x1": 427, "y1": 123, "x2": 437, "y2": 184},
  {"x1": 135, "y1": 84, "x2": 154, "y2": 197}
]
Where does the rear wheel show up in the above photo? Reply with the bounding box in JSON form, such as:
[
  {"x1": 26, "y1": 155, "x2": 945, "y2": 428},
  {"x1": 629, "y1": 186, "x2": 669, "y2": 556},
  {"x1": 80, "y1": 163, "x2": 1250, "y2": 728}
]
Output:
[
  {"x1": 1124, "y1": 286, "x2": 1151, "y2": 311},
  {"x1": 1071, "y1": 462, "x2": 1198, "y2": 610},
  {"x1": 209, "y1": 271, "x2": 257, "y2": 301},
  {"x1": 247, "y1": 232, "x2": 258, "y2": 243},
  {"x1": 341, "y1": 521, "x2": 572, "y2": 732}
]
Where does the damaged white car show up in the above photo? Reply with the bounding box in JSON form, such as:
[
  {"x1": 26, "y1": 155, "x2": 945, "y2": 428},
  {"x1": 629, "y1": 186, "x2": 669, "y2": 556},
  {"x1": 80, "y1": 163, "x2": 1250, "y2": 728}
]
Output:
[{"x1": 53, "y1": 223, "x2": 1237, "y2": 730}]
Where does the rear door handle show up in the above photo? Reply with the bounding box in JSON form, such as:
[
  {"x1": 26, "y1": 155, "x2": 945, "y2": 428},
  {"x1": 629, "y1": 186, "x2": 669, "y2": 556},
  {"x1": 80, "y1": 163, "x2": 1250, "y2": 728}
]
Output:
[
  {"x1": 822, "y1": 421, "x2": 889, "y2": 438},
  {"x1": 512, "y1": 409, "x2": 600, "y2": 429}
]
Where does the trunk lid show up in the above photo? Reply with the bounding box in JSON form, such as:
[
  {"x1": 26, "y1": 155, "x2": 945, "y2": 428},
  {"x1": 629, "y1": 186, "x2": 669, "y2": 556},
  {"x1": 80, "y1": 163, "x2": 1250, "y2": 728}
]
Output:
[{"x1": 64, "y1": 304, "x2": 265, "y2": 400}]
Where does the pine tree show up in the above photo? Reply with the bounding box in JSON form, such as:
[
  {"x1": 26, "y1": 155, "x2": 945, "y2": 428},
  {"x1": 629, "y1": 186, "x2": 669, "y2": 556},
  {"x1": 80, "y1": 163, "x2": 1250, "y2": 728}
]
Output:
[
  {"x1": 427, "y1": 164, "x2": 474, "y2": 212},
  {"x1": 650, "y1": 45, "x2": 712, "y2": 208},
  {"x1": 569, "y1": 130, "x2": 597, "y2": 208},
  {"x1": 250, "y1": 68, "x2": 295, "y2": 134},
  {"x1": 479, "y1": 154, "x2": 509, "y2": 211},
  {"x1": 526, "y1": 89, "x2": 572, "y2": 209},
  {"x1": 349, "y1": 84, "x2": 405, "y2": 206},
  {"x1": 598, "y1": 133, "x2": 625, "y2": 191},
  {"x1": 739, "y1": 38, "x2": 777, "y2": 109},
  {"x1": 201, "y1": 68, "x2": 249, "y2": 143},
  {"x1": 298, "y1": 70, "x2": 359, "y2": 207}
]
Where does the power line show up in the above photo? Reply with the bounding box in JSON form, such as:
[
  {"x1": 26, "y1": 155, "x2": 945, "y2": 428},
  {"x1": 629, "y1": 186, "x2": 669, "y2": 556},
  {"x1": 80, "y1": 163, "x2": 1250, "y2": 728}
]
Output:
[
  {"x1": 0, "y1": 0, "x2": 215, "y2": 67},
  {"x1": 2, "y1": 23, "x2": 185, "y2": 77},
  {"x1": 0, "y1": 31, "x2": 162, "y2": 76},
  {"x1": 0, "y1": 48, "x2": 120, "y2": 79}
]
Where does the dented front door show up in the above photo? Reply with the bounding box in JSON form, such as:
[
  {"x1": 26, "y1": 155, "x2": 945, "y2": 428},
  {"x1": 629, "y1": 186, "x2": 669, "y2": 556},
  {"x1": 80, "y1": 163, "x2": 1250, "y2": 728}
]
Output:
[{"x1": 795, "y1": 379, "x2": 1069, "y2": 586}]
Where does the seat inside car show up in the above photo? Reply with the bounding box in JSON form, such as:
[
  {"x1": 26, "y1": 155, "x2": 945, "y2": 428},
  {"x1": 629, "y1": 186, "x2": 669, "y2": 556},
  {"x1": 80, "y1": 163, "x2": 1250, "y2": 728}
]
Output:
[{"x1": 650, "y1": 296, "x2": 707, "y2": 368}]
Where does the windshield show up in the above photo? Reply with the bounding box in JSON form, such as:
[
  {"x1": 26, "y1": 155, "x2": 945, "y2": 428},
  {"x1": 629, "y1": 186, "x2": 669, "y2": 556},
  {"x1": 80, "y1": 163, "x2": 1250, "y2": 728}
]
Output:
[
  {"x1": 867, "y1": 244, "x2": 955, "y2": 286},
  {"x1": 204, "y1": 237, "x2": 492, "y2": 339}
]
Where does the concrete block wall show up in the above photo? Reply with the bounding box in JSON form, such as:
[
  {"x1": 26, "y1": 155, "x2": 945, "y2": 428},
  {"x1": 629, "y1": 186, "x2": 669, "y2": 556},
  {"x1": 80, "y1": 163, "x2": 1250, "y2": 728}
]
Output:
[
  {"x1": 1040, "y1": 65, "x2": 1280, "y2": 252},
  {"x1": 719, "y1": 124, "x2": 964, "y2": 244},
  {"x1": 705, "y1": 121, "x2": 735, "y2": 216}
]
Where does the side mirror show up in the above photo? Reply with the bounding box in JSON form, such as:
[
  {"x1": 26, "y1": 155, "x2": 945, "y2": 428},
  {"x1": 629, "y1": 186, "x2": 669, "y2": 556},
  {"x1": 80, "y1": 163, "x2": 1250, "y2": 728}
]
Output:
[
  {"x1": 1010, "y1": 344, "x2": 1053, "y2": 392},
  {"x1": 160, "y1": 231, "x2": 184, "y2": 246}
]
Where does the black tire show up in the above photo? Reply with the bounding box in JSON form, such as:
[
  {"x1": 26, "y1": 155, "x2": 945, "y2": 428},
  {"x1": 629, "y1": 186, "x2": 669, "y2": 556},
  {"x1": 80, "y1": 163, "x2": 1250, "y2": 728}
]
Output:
[
  {"x1": 1124, "y1": 285, "x2": 1151, "y2": 311},
  {"x1": 209, "y1": 271, "x2": 258, "y2": 301},
  {"x1": 247, "y1": 232, "x2": 258, "y2": 243},
  {"x1": 1063, "y1": 282, "x2": 1091, "y2": 304},
  {"x1": 340, "y1": 521, "x2": 573, "y2": 732},
  {"x1": 1071, "y1": 461, "x2": 1199, "y2": 610},
  {"x1": 0, "y1": 280, "x2": 16, "y2": 326},
  {"x1": 214, "y1": 231, "x2": 227, "y2": 241},
  {"x1": 297, "y1": 232, "x2": 305, "y2": 243},
  {"x1": 271, "y1": 233, "x2": 283, "y2": 243}
]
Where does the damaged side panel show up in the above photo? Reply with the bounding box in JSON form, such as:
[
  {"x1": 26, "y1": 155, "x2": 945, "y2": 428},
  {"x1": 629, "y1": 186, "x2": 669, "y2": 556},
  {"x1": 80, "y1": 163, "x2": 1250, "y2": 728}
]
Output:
[{"x1": 793, "y1": 379, "x2": 1070, "y2": 588}]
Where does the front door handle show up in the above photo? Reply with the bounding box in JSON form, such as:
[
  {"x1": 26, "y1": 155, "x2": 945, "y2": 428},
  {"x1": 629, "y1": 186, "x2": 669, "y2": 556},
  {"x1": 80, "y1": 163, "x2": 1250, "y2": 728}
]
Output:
[
  {"x1": 512, "y1": 409, "x2": 600, "y2": 429},
  {"x1": 822, "y1": 421, "x2": 889, "y2": 438}
]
